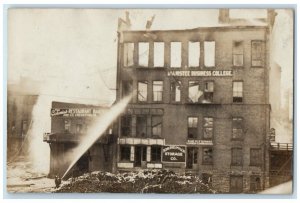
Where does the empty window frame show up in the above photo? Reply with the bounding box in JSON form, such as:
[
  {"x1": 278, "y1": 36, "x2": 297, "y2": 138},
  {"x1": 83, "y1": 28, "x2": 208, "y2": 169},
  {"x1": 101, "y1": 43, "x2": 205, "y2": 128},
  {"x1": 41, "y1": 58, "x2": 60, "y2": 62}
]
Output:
[
  {"x1": 123, "y1": 43, "x2": 134, "y2": 67},
  {"x1": 136, "y1": 115, "x2": 147, "y2": 137},
  {"x1": 188, "y1": 41, "x2": 200, "y2": 67},
  {"x1": 188, "y1": 81, "x2": 202, "y2": 103},
  {"x1": 230, "y1": 175, "x2": 243, "y2": 193},
  {"x1": 121, "y1": 115, "x2": 132, "y2": 137},
  {"x1": 170, "y1": 81, "x2": 182, "y2": 102},
  {"x1": 151, "y1": 146, "x2": 162, "y2": 162},
  {"x1": 232, "y1": 117, "x2": 243, "y2": 140},
  {"x1": 122, "y1": 81, "x2": 133, "y2": 98},
  {"x1": 231, "y1": 148, "x2": 243, "y2": 166},
  {"x1": 21, "y1": 120, "x2": 28, "y2": 135},
  {"x1": 233, "y1": 41, "x2": 244, "y2": 66},
  {"x1": 152, "y1": 81, "x2": 163, "y2": 102},
  {"x1": 250, "y1": 148, "x2": 262, "y2": 166},
  {"x1": 204, "y1": 81, "x2": 214, "y2": 103},
  {"x1": 138, "y1": 42, "x2": 149, "y2": 67},
  {"x1": 120, "y1": 145, "x2": 131, "y2": 161},
  {"x1": 152, "y1": 116, "x2": 162, "y2": 137},
  {"x1": 188, "y1": 117, "x2": 198, "y2": 139},
  {"x1": 203, "y1": 117, "x2": 213, "y2": 139},
  {"x1": 233, "y1": 81, "x2": 243, "y2": 103},
  {"x1": 202, "y1": 147, "x2": 213, "y2": 165},
  {"x1": 64, "y1": 120, "x2": 71, "y2": 132},
  {"x1": 138, "y1": 81, "x2": 148, "y2": 102},
  {"x1": 170, "y1": 42, "x2": 182, "y2": 68},
  {"x1": 251, "y1": 41, "x2": 264, "y2": 67},
  {"x1": 154, "y1": 42, "x2": 164, "y2": 67},
  {"x1": 204, "y1": 41, "x2": 215, "y2": 67}
]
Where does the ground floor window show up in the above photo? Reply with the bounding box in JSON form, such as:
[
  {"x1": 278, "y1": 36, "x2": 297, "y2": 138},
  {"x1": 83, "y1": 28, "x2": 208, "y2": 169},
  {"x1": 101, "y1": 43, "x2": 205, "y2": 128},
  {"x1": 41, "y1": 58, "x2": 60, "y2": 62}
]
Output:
[
  {"x1": 202, "y1": 147, "x2": 213, "y2": 165},
  {"x1": 151, "y1": 146, "x2": 161, "y2": 162},
  {"x1": 120, "y1": 145, "x2": 131, "y2": 161},
  {"x1": 202, "y1": 173, "x2": 212, "y2": 186},
  {"x1": 230, "y1": 175, "x2": 243, "y2": 193}
]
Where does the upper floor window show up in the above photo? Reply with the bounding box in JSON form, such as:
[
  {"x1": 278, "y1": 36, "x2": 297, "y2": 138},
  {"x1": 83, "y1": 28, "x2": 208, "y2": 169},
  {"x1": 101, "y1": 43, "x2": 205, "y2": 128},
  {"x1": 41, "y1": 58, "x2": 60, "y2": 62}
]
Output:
[
  {"x1": 170, "y1": 81, "x2": 182, "y2": 102},
  {"x1": 188, "y1": 117, "x2": 198, "y2": 139},
  {"x1": 204, "y1": 41, "x2": 215, "y2": 67},
  {"x1": 233, "y1": 81, "x2": 243, "y2": 103},
  {"x1": 231, "y1": 147, "x2": 243, "y2": 166},
  {"x1": 123, "y1": 43, "x2": 134, "y2": 67},
  {"x1": 203, "y1": 117, "x2": 213, "y2": 139},
  {"x1": 138, "y1": 81, "x2": 148, "y2": 102},
  {"x1": 122, "y1": 80, "x2": 133, "y2": 98},
  {"x1": 188, "y1": 81, "x2": 202, "y2": 103},
  {"x1": 232, "y1": 117, "x2": 243, "y2": 140},
  {"x1": 21, "y1": 120, "x2": 28, "y2": 135},
  {"x1": 76, "y1": 124, "x2": 83, "y2": 133},
  {"x1": 152, "y1": 116, "x2": 162, "y2": 137},
  {"x1": 154, "y1": 42, "x2": 164, "y2": 67},
  {"x1": 251, "y1": 41, "x2": 264, "y2": 67},
  {"x1": 204, "y1": 81, "x2": 214, "y2": 103},
  {"x1": 136, "y1": 115, "x2": 147, "y2": 137},
  {"x1": 152, "y1": 81, "x2": 163, "y2": 102},
  {"x1": 121, "y1": 115, "x2": 132, "y2": 137},
  {"x1": 138, "y1": 42, "x2": 149, "y2": 67},
  {"x1": 250, "y1": 148, "x2": 262, "y2": 166},
  {"x1": 170, "y1": 42, "x2": 182, "y2": 68},
  {"x1": 188, "y1": 41, "x2": 200, "y2": 67},
  {"x1": 233, "y1": 41, "x2": 244, "y2": 67}
]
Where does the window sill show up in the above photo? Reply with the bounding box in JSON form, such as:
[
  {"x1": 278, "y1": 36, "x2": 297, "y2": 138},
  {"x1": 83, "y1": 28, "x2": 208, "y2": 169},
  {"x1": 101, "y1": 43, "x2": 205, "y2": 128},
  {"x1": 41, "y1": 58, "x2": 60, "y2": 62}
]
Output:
[{"x1": 202, "y1": 163, "x2": 213, "y2": 165}]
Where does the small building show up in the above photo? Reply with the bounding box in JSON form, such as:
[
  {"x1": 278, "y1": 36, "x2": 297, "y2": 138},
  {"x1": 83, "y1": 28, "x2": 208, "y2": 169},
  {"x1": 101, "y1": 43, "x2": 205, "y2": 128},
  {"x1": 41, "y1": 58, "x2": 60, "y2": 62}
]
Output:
[{"x1": 43, "y1": 101, "x2": 114, "y2": 177}]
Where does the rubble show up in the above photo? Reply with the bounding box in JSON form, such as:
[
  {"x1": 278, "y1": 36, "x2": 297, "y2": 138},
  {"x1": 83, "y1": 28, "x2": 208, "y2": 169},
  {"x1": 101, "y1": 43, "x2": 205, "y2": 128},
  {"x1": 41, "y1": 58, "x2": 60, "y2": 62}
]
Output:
[{"x1": 55, "y1": 169, "x2": 216, "y2": 193}]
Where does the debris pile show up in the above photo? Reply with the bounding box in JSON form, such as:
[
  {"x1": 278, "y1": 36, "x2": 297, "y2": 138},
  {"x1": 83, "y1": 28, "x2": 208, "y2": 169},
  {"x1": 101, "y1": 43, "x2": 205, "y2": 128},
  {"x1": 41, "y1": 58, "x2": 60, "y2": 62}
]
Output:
[{"x1": 55, "y1": 169, "x2": 216, "y2": 193}]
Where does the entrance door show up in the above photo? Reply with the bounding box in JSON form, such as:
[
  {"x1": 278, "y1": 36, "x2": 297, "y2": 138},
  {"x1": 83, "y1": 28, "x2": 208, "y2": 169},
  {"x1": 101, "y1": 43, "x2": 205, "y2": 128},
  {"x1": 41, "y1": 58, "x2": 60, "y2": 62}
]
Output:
[
  {"x1": 187, "y1": 147, "x2": 197, "y2": 169},
  {"x1": 134, "y1": 146, "x2": 147, "y2": 167}
]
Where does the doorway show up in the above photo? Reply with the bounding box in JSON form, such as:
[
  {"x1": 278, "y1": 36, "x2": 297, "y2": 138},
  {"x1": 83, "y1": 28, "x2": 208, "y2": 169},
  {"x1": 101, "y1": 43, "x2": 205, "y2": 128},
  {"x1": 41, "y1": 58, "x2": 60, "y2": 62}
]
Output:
[{"x1": 134, "y1": 146, "x2": 147, "y2": 167}]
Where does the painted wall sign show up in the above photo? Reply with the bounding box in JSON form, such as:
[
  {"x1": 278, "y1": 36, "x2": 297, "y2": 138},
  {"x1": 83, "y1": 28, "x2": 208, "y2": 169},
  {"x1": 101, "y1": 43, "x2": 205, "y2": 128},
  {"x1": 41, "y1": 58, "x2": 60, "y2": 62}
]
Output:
[
  {"x1": 50, "y1": 108, "x2": 106, "y2": 117},
  {"x1": 162, "y1": 145, "x2": 186, "y2": 163},
  {"x1": 167, "y1": 70, "x2": 233, "y2": 77},
  {"x1": 186, "y1": 139, "x2": 213, "y2": 145}
]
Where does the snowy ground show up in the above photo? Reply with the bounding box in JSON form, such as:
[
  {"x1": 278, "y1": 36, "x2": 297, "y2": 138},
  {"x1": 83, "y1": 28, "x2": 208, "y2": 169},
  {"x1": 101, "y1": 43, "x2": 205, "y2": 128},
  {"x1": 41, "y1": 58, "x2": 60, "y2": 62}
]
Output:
[{"x1": 6, "y1": 157, "x2": 55, "y2": 193}]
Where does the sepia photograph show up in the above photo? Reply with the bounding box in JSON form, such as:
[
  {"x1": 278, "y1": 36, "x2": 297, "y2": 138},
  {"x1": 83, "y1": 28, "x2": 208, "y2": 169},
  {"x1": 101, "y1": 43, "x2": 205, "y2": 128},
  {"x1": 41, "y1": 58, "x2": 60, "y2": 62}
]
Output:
[{"x1": 5, "y1": 7, "x2": 294, "y2": 195}]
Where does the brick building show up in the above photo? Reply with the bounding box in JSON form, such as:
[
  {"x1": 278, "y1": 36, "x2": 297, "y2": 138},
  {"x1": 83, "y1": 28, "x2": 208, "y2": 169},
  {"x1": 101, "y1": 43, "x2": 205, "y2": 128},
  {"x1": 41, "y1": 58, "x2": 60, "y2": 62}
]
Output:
[
  {"x1": 114, "y1": 18, "x2": 271, "y2": 193},
  {"x1": 43, "y1": 101, "x2": 113, "y2": 177}
]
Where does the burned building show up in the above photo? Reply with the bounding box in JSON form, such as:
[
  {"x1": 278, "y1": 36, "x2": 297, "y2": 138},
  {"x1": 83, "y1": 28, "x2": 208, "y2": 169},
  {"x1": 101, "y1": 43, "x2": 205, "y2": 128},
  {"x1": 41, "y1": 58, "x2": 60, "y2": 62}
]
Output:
[
  {"x1": 43, "y1": 101, "x2": 113, "y2": 177},
  {"x1": 114, "y1": 18, "x2": 272, "y2": 193}
]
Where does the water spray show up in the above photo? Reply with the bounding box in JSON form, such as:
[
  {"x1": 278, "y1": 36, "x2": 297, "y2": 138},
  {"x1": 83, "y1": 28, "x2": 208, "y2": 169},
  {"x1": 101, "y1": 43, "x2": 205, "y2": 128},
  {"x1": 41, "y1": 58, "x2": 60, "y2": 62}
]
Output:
[{"x1": 61, "y1": 95, "x2": 132, "y2": 180}]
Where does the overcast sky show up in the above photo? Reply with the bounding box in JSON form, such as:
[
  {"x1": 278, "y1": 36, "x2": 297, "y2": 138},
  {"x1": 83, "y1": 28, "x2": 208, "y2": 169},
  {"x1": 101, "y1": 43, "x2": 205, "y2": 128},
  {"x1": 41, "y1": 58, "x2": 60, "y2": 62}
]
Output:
[{"x1": 8, "y1": 9, "x2": 293, "y2": 105}]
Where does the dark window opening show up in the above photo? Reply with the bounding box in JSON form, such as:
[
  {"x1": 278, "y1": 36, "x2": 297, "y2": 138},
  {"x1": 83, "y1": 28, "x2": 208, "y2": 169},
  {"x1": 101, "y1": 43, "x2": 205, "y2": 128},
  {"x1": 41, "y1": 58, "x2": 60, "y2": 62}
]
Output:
[
  {"x1": 204, "y1": 81, "x2": 214, "y2": 103},
  {"x1": 233, "y1": 81, "x2": 243, "y2": 103},
  {"x1": 136, "y1": 115, "x2": 147, "y2": 137},
  {"x1": 203, "y1": 117, "x2": 213, "y2": 139},
  {"x1": 120, "y1": 145, "x2": 131, "y2": 161},
  {"x1": 250, "y1": 148, "x2": 262, "y2": 166},
  {"x1": 250, "y1": 176, "x2": 262, "y2": 193},
  {"x1": 122, "y1": 81, "x2": 133, "y2": 98},
  {"x1": 188, "y1": 117, "x2": 198, "y2": 139},
  {"x1": 202, "y1": 173, "x2": 212, "y2": 186},
  {"x1": 151, "y1": 146, "x2": 161, "y2": 162},
  {"x1": 202, "y1": 147, "x2": 213, "y2": 165},
  {"x1": 152, "y1": 116, "x2": 162, "y2": 138},
  {"x1": 187, "y1": 147, "x2": 198, "y2": 169},
  {"x1": 231, "y1": 148, "x2": 243, "y2": 166},
  {"x1": 134, "y1": 146, "x2": 147, "y2": 167},
  {"x1": 121, "y1": 115, "x2": 131, "y2": 137},
  {"x1": 232, "y1": 117, "x2": 243, "y2": 140}
]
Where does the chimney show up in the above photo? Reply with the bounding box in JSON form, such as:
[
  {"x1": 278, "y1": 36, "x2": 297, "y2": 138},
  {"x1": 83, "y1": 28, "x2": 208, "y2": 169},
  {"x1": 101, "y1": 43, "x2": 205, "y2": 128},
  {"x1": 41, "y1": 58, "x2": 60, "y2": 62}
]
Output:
[{"x1": 219, "y1": 9, "x2": 230, "y2": 24}]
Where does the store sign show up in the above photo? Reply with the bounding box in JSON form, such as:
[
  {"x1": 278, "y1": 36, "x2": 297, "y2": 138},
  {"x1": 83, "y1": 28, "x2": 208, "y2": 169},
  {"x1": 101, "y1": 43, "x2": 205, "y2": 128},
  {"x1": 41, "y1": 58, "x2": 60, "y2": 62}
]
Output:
[
  {"x1": 50, "y1": 108, "x2": 105, "y2": 117},
  {"x1": 186, "y1": 139, "x2": 213, "y2": 145},
  {"x1": 167, "y1": 70, "x2": 233, "y2": 77},
  {"x1": 162, "y1": 145, "x2": 186, "y2": 163}
]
